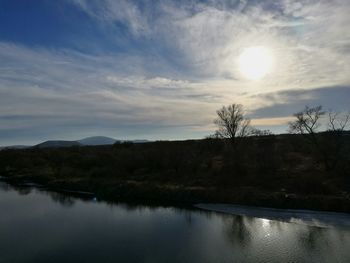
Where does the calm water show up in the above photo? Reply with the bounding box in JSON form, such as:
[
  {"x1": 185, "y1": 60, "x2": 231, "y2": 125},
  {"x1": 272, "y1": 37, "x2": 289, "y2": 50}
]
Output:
[{"x1": 1, "y1": 182, "x2": 350, "y2": 263}]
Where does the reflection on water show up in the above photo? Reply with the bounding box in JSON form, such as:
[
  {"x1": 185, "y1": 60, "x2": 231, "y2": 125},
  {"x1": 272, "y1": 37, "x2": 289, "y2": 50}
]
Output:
[
  {"x1": 0, "y1": 182, "x2": 349, "y2": 263},
  {"x1": 221, "y1": 215, "x2": 350, "y2": 262}
]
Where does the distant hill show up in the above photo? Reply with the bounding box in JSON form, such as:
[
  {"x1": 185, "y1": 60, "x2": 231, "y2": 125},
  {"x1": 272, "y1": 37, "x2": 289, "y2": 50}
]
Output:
[
  {"x1": 1, "y1": 137, "x2": 150, "y2": 150},
  {"x1": 78, "y1": 136, "x2": 117, "y2": 146},
  {"x1": 0, "y1": 145, "x2": 31, "y2": 150},
  {"x1": 35, "y1": 140, "x2": 82, "y2": 148}
]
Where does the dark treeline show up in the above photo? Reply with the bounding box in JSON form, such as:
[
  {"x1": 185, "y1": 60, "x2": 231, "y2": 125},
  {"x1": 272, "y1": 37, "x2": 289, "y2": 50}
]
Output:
[{"x1": 0, "y1": 132, "x2": 349, "y2": 212}]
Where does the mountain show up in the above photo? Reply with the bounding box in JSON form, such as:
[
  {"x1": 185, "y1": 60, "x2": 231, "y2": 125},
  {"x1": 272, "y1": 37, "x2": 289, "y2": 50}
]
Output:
[
  {"x1": 35, "y1": 140, "x2": 81, "y2": 148},
  {"x1": 78, "y1": 136, "x2": 117, "y2": 146},
  {"x1": 0, "y1": 145, "x2": 31, "y2": 150},
  {"x1": 4, "y1": 136, "x2": 150, "y2": 149}
]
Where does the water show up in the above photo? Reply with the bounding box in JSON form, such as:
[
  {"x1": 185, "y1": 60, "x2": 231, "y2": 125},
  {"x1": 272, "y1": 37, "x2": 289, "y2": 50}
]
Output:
[{"x1": 1, "y1": 182, "x2": 350, "y2": 263}]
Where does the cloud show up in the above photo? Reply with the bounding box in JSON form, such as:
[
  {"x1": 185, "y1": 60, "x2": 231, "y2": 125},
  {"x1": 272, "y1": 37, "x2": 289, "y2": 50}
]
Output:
[
  {"x1": 248, "y1": 85, "x2": 350, "y2": 119},
  {"x1": 68, "y1": 0, "x2": 350, "y2": 87},
  {"x1": 1, "y1": 0, "x2": 350, "y2": 144},
  {"x1": 0, "y1": 42, "x2": 224, "y2": 144},
  {"x1": 251, "y1": 116, "x2": 294, "y2": 126},
  {"x1": 70, "y1": 0, "x2": 149, "y2": 36}
]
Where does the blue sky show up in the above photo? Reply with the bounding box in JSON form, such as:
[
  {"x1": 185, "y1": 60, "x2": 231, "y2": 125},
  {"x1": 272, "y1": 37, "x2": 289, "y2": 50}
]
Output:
[{"x1": 0, "y1": 0, "x2": 349, "y2": 145}]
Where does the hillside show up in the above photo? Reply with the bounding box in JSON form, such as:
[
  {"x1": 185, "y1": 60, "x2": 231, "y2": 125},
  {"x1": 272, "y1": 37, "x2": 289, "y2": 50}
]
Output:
[
  {"x1": 78, "y1": 136, "x2": 117, "y2": 146},
  {"x1": 0, "y1": 136, "x2": 150, "y2": 150},
  {"x1": 1, "y1": 134, "x2": 349, "y2": 212},
  {"x1": 35, "y1": 140, "x2": 82, "y2": 148}
]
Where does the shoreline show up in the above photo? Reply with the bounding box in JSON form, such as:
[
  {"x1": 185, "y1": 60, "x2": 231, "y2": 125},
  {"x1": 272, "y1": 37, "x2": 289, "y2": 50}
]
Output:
[
  {"x1": 1, "y1": 175, "x2": 350, "y2": 214},
  {"x1": 195, "y1": 203, "x2": 350, "y2": 228}
]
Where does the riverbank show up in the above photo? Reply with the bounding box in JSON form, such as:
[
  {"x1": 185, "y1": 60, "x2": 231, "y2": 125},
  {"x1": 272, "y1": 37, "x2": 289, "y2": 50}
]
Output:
[
  {"x1": 195, "y1": 203, "x2": 350, "y2": 228},
  {"x1": 1, "y1": 175, "x2": 350, "y2": 213},
  {"x1": 0, "y1": 136, "x2": 349, "y2": 213}
]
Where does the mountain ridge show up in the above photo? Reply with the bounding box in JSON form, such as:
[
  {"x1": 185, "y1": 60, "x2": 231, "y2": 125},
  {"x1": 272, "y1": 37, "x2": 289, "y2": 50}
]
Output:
[
  {"x1": 78, "y1": 136, "x2": 117, "y2": 146},
  {"x1": 1, "y1": 136, "x2": 151, "y2": 149}
]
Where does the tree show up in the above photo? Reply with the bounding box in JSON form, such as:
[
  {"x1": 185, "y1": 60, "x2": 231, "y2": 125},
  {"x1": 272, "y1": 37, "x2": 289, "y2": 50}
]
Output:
[
  {"x1": 214, "y1": 104, "x2": 251, "y2": 145},
  {"x1": 328, "y1": 110, "x2": 349, "y2": 132},
  {"x1": 324, "y1": 110, "x2": 350, "y2": 170},
  {"x1": 288, "y1": 105, "x2": 325, "y2": 145},
  {"x1": 288, "y1": 105, "x2": 349, "y2": 171},
  {"x1": 288, "y1": 105, "x2": 325, "y2": 134}
]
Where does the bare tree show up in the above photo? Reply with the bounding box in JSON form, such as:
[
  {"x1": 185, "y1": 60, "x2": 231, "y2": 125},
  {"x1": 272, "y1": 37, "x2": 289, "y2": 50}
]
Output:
[
  {"x1": 214, "y1": 104, "x2": 251, "y2": 145},
  {"x1": 288, "y1": 105, "x2": 325, "y2": 135},
  {"x1": 325, "y1": 110, "x2": 350, "y2": 170},
  {"x1": 288, "y1": 105, "x2": 325, "y2": 146},
  {"x1": 328, "y1": 111, "x2": 350, "y2": 132},
  {"x1": 289, "y1": 105, "x2": 349, "y2": 171},
  {"x1": 289, "y1": 105, "x2": 349, "y2": 135}
]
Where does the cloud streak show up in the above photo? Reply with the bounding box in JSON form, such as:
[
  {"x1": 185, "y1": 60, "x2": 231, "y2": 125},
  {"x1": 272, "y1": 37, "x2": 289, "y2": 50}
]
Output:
[
  {"x1": 69, "y1": 0, "x2": 350, "y2": 85},
  {"x1": 0, "y1": 0, "x2": 349, "y2": 144}
]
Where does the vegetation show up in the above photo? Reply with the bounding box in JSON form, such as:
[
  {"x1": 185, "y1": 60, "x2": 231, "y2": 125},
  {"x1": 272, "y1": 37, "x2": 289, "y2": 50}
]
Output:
[
  {"x1": 289, "y1": 105, "x2": 350, "y2": 172},
  {"x1": 214, "y1": 104, "x2": 251, "y2": 145},
  {"x1": 0, "y1": 104, "x2": 349, "y2": 212}
]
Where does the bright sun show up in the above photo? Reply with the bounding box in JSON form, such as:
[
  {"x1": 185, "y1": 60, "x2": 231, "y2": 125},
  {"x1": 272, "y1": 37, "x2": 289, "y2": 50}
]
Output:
[{"x1": 238, "y1": 46, "x2": 274, "y2": 80}]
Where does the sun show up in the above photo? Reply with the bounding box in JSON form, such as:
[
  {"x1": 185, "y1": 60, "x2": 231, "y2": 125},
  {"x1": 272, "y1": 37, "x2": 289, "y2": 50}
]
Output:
[{"x1": 238, "y1": 46, "x2": 274, "y2": 80}]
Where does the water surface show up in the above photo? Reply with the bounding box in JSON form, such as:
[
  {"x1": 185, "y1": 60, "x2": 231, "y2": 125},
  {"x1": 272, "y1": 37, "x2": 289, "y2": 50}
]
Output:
[{"x1": 1, "y1": 182, "x2": 350, "y2": 263}]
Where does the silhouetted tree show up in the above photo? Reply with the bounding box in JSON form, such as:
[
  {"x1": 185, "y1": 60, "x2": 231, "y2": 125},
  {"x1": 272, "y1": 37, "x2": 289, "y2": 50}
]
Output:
[
  {"x1": 288, "y1": 105, "x2": 325, "y2": 145},
  {"x1": 324, "y1": 110, "x2": 350, "y2": 170},
  {"x1": 328, "y1": 110, "x2": 349, "y2": 132},
  {"x1": 214, "y1": 104, "x2": 251, "y2": 145},
  {"x1": 289, "y1": 105, "x2": 349, "y2": 171}
]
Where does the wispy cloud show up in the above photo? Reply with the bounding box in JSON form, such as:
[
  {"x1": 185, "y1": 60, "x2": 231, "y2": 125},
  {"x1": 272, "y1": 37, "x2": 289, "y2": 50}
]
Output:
[
  {"x1": 70, "y1": 0, "x2": 150, "y2": 36},
  {"x1": 251, "y1": 116, "x2": 294, "y2": 126},
  {"x1": 68, "y1": 0, "x2": 350, "y2": 86},
  {"x1": 0, "y1": 42, "x2": 223, "y2": 144},
  {"x1": 248, "y1": 86, "x2": 350, "y2": 119},
  {"x1": 0, "y1": 0, "x2": 349, "y2": 144}
]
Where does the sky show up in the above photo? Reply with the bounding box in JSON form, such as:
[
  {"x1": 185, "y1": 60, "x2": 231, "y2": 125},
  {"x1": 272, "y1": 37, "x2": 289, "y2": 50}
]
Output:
[{"x1": 0, "y1": 0, "x2": 349, "y2": 145}]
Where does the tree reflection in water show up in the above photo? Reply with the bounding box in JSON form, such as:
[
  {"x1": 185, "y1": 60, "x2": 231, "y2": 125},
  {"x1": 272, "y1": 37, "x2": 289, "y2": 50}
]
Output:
[
  {"x1": 1, "y1": 181, "x2": 350, "y2": 263},
  {"x1": 220, "y1": 212, "x2": 350, "y2": 262},
  {"x1": 223, "y1": 215, "x2": 252, "y2": 246}
]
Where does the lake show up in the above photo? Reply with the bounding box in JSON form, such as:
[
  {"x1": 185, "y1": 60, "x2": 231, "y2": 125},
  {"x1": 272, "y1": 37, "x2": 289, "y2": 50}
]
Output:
[{"x1": 1, "y1": 182, "x2": 350, "y2": 263}]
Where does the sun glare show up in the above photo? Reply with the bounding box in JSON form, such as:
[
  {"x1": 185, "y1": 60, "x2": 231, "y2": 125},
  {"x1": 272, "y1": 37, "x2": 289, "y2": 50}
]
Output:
[{"x1": 238, "y1": 46, "x2": 274, "y2": 80}]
